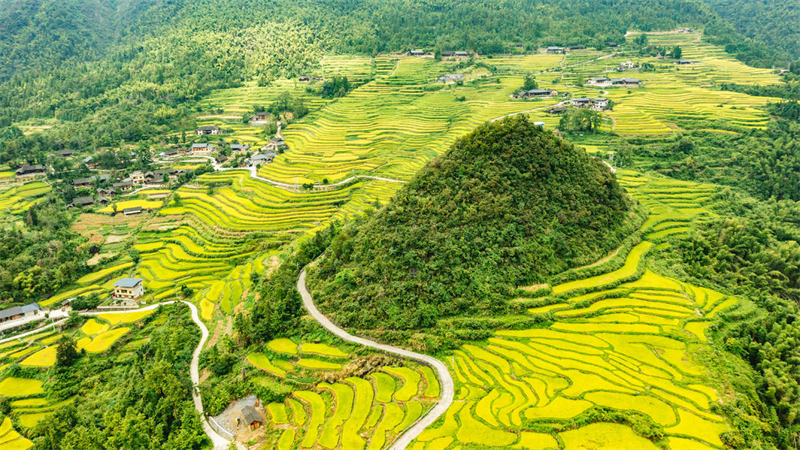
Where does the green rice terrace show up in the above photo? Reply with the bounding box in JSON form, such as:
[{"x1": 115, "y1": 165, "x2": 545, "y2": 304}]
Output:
[{"x1": 0, "y1": 20, "x2": 798, "y2": 450}]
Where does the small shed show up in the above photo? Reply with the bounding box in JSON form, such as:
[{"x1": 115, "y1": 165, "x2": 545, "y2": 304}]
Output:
[
  {"x1": 123, "y1": 206, "x2": 142, "y2": 215},
  {"x1": 241, "y1": 405, "x2": 262, "y2": 430}
]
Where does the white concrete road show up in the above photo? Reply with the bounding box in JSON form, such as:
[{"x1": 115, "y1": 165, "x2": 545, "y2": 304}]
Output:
[
  {"x1": 83, "y1": 301, "x2": 236, "y2": 450},
  {"x1": 297, "y1": 270, "x2": 455, "y2": 450}
]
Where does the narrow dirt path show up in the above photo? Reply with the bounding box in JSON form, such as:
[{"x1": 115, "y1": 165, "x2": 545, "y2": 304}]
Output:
[{"x1": 297, "y1": 270, "x2": 455, "y2": 450}]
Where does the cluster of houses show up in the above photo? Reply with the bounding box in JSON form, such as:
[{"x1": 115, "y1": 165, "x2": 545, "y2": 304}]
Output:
[{"x1": 586, "y1": 77, "x2": 641, "y2": 88}]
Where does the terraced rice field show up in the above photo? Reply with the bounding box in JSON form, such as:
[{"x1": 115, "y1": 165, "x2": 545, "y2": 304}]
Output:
[
  {"x1": 0, "y1": 418, "x2": 33, "y2": 449},
  {"x1": 259, "y1": 58, "x2": 559, "y2": 184},
  {"x1": 0, "y1": 181, "x2": 51, "y2": 221},
  {"x1": 411, "y1": 243, "x2": 737, "y2": 449},
  {"x1": 260, "y1": 360, "x2": 440, "y2": 450},
  {"x1": 130, "y1": 171, "x2": 401, "y2": 314}
]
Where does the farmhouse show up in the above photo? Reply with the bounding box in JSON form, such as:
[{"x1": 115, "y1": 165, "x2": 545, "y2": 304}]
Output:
[
  {"x1": 546, "y1": 106, "x2": 568, "y2": 114},
  {"x1": 619, "y1": 61, "x2": 637, "y2": 70},
  {"x1": 249, "y1": 112, "x2": 268, "y2": 125},
  {"x1": 454, "y1": 51, "x2": 469, "y2": 57},
  {"x1": 97, "y1": 187, "x2": 116, "y2": 197},
  {"x1": 215, "y1": 155, "x2": 228, "y2": 164},
  {"x1": 251, "y1": 153, "x2": 277, "y2": 165},
  {"x1": 241, "y1": 405, "x2": 262, "y2": 430},
  {"x1": 567, "y1": 45, "x2": 586, "y2": 50},
  {"x1": 71, "y1": 196, "x2": 94, "y2": 208},
  {"x1": 196, "y1": 125, "x2": 222, "y2": 135},
  {"x1": 591, "y1": 98, "x2": 610, "y2": 111},
  {"x1": 436, "y1": 73, "x2": 464, "y2": 83},
  {"x1": 191, "y1": 143, "x2": 214, "y2": 153},
  {"x1": 610, "y1": 78, "x2": 641, "y2": 87},
  {"x1": 56, "y1": 150, "x2": 75, "y2": 158},
  {"x1": 159, "y1": 149, "x2": 179, "y2": 158},
  {"x1": 546, "y1": 46, "x2": 563, "y2": 53},
  {"x1": 265, "y1": 136, "x2": 288, "y2": 152},
  {"x1": 409, "y1": 49, "x2": 425, "y2": 56},
  {"x1": 587, "y1": 77, "x2": 610, "y2": 87},
  {"x1": 607, "y1": 42, "x2": 618, "y2": 47},
  {"x1": 230, "y1": 144, "x2": 251, "y2": 155},
  {"x1": 518, "y1": 89, "x2": 558, "y2": 99},
  {"x1": 130, "y1": 171, "x2": 145, "y2": 184},
  {"x1": 15, "y1": 164, "x2": 44, "y2": 177},
  {"x1": 113, "y1": 277, "x2": 144, "y2": 303},
  {"x1": 73, "y1": 177, "x2": 94, "y2": 188},
  {"x1": 123, "y1": 206, "x2": 142, "y2": 215},
  {"x1": 441, "y1": 51, "x2": 454, "y2": 57},
  {"x1": 0, "y1": 303, "x2": 40, "y2": 324},
  {"x1": 114, "y1": 179, "x2": 134, "y2": 191},
  {"x1": 571, "y1": 98, "x2": 593, "y2": 107}
]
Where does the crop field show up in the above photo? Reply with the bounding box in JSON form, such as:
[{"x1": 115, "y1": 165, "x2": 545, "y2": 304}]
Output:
[
  {"x1": 258, "y1": 58, "x2": 560, "y2": 184},
  {"x1": 0, "y1": 181, "x2": 51, "y2": 222},
  {"x1": 124, "y1": 171, "x2": 402, "y2": 313},
  {"x1": 0, "y1": 418, "x2": 33, "y2": 450},
  {"x1": 258, "y1": 356, "x2": 440, "y2": 450},
  {"x1": 409, "y1": 242, "x2": 737, "y2": 449}
]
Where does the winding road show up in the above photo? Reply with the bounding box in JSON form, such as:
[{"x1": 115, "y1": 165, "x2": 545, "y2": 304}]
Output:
[
  {"x1": 84, "y1": 302, "x2": 235, "y2": 450},
  {"x1": 297, "y1": 270, "x2": 455, "y2": 450}
]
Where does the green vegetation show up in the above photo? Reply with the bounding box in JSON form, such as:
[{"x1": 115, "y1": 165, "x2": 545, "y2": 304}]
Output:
[{"x1": 309, "y1": 116, "x2": 636, "y2": 332}]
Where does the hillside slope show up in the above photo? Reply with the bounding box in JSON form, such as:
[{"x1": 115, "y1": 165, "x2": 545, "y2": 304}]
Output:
[{"x1": 308, "y1": 116, "x2": 638, "y2": 330}]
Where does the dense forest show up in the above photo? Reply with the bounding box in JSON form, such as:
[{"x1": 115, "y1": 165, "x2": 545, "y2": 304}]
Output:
[
  {"x1": 308, "y1": 116, "x2": 638, "y2": 332},
  {"x1": 701, "y1": 0, "x2": 800, "y2": 67}
]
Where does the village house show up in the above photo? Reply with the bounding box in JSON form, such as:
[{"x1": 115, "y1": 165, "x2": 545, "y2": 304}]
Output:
[
  {"x1": 15, "y1": 164, "x2": 45, "y2": 177},
  {"x1": 517, "y1": 88, "x2": 558, "y2": 99},
  {"x1": 265, "y1": 136, "x2": 288, "y2": 152},
  {"x1": 587, "y1": 77, "x2": 611, "y2": 87},
  {"x1": 98, "y1": 197, "x2": 111, "y2": 207},
  {"x1": 454, "y1": 51, "x2": 469, "y2": 57},
  {"x1": 571, "y1": 97, "x2": 593, "y2": 107},
  {"x1": 196, "y1": 125, "x2": 222, "y2": 135},
  {"x1": 610, "y1": 78, "x2": 641, "y2": 87},
  {"x1": 591, "y1": 98, "x2": 610, "y2": 111},
  {"x1": 441, "y1": 51, "x2": 454, "y2": 57},
  {"x1": 113, "y1": 277, "x2": 144, "y2": 304},
  {"x1": 674, "y1": 60, "x2": 695, "y2": 65},
  {"x1": 97, "y1": 187, "x2": 117, "y2": 197},
  {"x1": 114, "y1": 179, "x2": 134, "y2": 192},
  {"x1": 250, "y1": 153, "x2": 277, "y2": 165},
  {"x1": 619, "y1": 61, "x2": 637, "y2": 70},
  {"x1": 56, "y1": 149, "x2": 75, "y2": 158},
  {"x1": 123, "y1": 206, "x2": 142, "y2": 216},
  {"x1": 130, "y1": 171, "x2": 145, "y2": 184},
  {"x1": 249, "y1": 112, "x2": 268, "y2": 125},
  {"x1": 567, "y1": 45, "x2": 586, "y2": 50},
  {"x1": 191, "y1": 143, "x2": 214, "y2": 153},
  {"x1": 546, "y1": 46, "x2": 564, "y2": 53},
  {"x1": 71, "y1": 196, "x2": 94, "y2": 208},
  {"x1": 436, "y1": 73, "x2": 464, "y2": 83},
  {"x1": 607, "y1": 42, "x2": 618, "y2": 47},
  {"x1": 230, "y1": 144, "x2": 251, "y2": 155},
  {"x1": 215, "y1": 155, "x2": 228, "y2": 164},
  {"x1": 298, "y1": 76, "x2": 310, "y2": 82},
  {"x1": 83, "y1": 156, "x2": 98, "y2": 169},
  {"x1": 546, "y1": 106, "x2": 568, "y2": 114},
  {"x1": 159, "y1": 148, "x2": 179, "y2": 158},
  {"x1": 241, "y1": 406, "x2": 262, "y2": 430},
  {"x1": 0, "y1": 303, "x2": 40, "y2": 324},
  {"x1": 72, "y1": 177, "x2": 95, "y2": 188},
  {"x1": 409, "y1": 49, "x2": 425, "y2": 56}
]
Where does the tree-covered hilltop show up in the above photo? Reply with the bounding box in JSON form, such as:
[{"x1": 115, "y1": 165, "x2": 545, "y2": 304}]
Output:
[{"x1": 308, "y1": 116, "x2": 639, "y2": 330}]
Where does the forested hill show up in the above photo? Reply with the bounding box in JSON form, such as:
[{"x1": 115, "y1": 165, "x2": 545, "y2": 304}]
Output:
[
  {"x1": 308, "y1": 116, "x2": 639, "y2": 331},
  {"x1": 701, "y1": 0, "x2": 800, "y2": 66}
]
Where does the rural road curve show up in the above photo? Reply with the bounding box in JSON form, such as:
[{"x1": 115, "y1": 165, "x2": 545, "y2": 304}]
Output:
[
  {"x1": 82, "y1": 301, "x2": 237, "y2": 450},
  {"x1": 297, "y1": 270, "x2": 455, "y2": 450}
]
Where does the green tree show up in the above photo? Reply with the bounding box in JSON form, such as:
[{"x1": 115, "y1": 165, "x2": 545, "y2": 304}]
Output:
[
  {"x1": 672, "y1": 45, "x2": 683, "y2": 59},
  {"x1": 56, "y1": 336, "x2": 80, "y2": 367}
]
